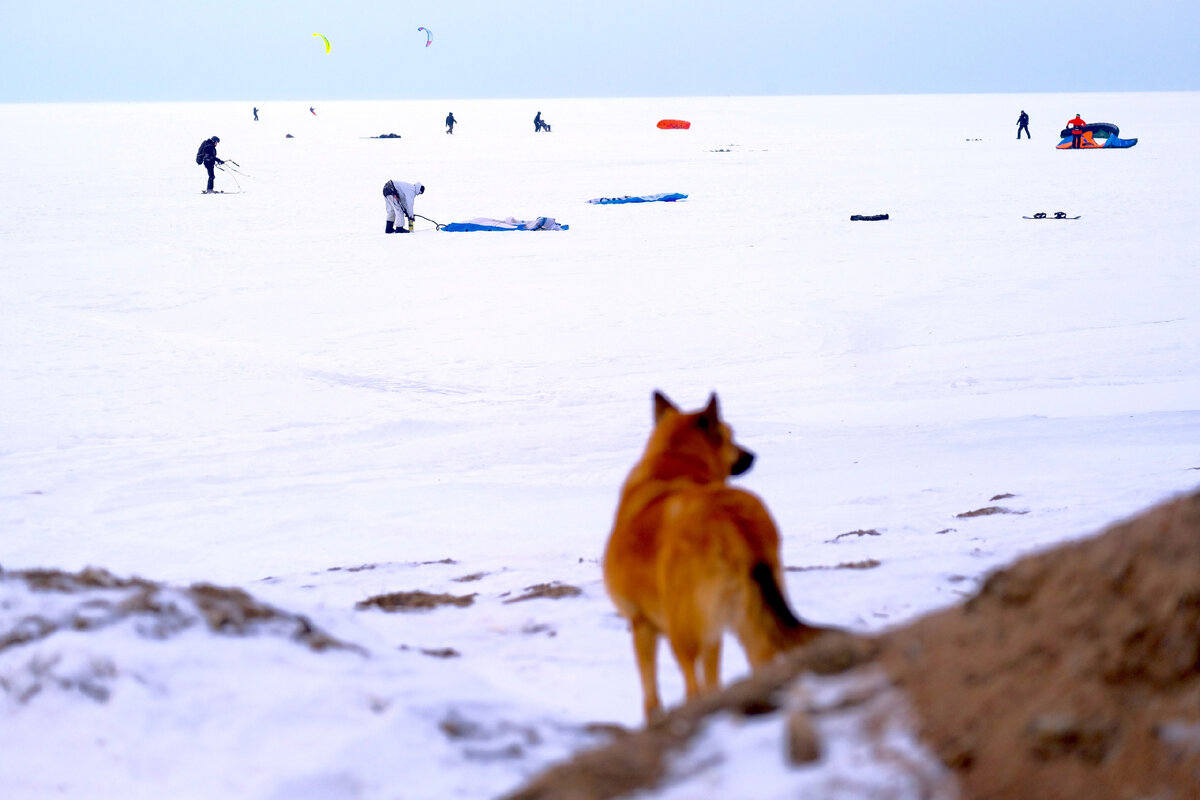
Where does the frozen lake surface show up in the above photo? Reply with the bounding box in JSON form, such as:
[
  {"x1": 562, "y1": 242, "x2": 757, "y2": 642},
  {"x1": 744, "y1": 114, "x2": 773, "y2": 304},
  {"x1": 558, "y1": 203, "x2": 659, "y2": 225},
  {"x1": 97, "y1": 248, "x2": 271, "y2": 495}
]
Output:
[{"x1": 1, "y1": 92, "x2": 1197, "y2": 798}]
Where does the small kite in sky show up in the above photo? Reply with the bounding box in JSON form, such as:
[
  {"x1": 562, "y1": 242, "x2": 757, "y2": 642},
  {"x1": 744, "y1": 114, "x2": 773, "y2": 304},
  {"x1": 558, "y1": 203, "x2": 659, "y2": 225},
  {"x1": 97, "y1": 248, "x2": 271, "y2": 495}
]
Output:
[
  {"x1": 312, "y1": 33, "x2": 331, "y2": 54},
  {"x1": 418, "y1": 27, "x2": 432, "y2": 47}
]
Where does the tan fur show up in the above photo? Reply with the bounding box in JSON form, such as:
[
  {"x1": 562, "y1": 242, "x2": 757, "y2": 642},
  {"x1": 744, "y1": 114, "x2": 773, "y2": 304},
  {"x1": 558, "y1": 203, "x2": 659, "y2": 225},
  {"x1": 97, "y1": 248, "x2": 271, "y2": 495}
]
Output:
[{"x1": 603, "y1": 391, "x2": 828, "y2": 721}]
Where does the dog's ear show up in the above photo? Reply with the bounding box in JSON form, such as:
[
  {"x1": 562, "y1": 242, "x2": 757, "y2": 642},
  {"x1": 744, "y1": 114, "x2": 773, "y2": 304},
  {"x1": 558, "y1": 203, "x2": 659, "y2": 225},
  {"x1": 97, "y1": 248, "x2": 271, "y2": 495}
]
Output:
[
  {"x1": 653, "y1": 391, "x2": 677, "y2": 422},
  {"x1": 697, "y1": 393, "x2": 721, "y2": 431}
]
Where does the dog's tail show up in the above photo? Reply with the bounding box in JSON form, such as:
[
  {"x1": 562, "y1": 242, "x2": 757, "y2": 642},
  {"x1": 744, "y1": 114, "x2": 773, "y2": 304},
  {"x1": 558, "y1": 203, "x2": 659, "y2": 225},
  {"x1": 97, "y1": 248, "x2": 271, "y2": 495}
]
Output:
[{"x1": 745, "y1": 562, "x2": 829, "y2": 658}]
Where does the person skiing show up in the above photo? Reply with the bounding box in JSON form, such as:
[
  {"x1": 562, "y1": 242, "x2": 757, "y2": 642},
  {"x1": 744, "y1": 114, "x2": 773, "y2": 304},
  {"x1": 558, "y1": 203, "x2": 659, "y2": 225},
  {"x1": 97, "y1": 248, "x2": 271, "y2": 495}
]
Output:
[
  {"x1": 253, "y1": 107, "x2": 259, "y2": 121},
  {"x1": 445, "y1": 112, "x2": 457, "y2": 134},
  {"x1": 534, "y1": 111, "x2": 551, "y2": 132},
  {"x1": 1067, "y1": 113, "x2": 1086, "y2": 148},
  {"x1": 382, "y1": 179, "x2": 425, "y2": 234},
  {"x1": 197, "y1": 136, "x2": 224, "y2": 193},
  {"x1": 1016, "y1": 110, "x2": 1030, "y2": 139}
]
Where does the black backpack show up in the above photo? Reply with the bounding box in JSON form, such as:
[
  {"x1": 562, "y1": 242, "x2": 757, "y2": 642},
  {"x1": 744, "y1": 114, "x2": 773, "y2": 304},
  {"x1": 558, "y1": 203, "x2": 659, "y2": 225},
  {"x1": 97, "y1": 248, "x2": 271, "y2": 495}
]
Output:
[{"x1": 196, "y1": 139, "x2": 209, "y2": 165}]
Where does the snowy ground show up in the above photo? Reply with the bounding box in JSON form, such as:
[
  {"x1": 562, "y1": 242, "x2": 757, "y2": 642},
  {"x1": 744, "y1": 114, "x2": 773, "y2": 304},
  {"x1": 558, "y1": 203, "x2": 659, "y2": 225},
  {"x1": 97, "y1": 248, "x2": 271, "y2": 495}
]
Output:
[{"x1": 1, "y1": 93, "x2": 1198, "y2": 798}]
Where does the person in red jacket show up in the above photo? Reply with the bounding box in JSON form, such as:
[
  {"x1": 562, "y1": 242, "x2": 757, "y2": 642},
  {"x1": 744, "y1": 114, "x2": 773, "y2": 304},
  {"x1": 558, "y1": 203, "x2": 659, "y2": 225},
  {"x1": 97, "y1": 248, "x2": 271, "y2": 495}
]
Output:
[{"x1": 1067, "y1": 114, "x2": 1086, "y2": 148}]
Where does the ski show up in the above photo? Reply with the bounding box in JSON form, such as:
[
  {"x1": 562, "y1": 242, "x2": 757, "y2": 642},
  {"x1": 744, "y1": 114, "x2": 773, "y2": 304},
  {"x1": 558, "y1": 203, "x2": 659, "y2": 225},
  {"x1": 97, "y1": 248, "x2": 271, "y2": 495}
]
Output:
[{"x1": 1024, "y1": 213, "x2": 1079, "y2": 220}]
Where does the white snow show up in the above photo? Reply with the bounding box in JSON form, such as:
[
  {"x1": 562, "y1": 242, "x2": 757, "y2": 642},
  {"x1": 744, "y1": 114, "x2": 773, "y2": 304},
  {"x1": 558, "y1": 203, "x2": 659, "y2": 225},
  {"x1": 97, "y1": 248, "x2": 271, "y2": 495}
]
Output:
[{"x1": 1, "y1": 93, "x2": 1198, "y2": 798}]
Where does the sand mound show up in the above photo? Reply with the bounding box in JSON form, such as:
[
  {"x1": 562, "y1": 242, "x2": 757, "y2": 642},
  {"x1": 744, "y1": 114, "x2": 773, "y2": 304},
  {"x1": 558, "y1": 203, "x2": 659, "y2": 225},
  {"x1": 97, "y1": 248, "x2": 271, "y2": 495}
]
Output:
[
  {"x1": 507, "y1": 488, "x2": 1200, "y2": 799},
  {"x1": 882, "y1": 487, "x2": 1200, "y2": 798}
]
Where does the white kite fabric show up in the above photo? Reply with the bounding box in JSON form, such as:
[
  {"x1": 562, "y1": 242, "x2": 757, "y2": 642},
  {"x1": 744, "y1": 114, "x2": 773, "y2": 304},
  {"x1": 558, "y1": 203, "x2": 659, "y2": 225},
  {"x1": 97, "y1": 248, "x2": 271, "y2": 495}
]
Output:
[{"x1": 440, "y1": 216, "x2": 568, "y2": 231}]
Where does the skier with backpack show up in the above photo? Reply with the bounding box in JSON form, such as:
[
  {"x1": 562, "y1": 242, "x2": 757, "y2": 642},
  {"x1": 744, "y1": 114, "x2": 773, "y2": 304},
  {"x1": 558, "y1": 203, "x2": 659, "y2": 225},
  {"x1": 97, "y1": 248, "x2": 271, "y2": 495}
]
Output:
[{"x1": 196, "y1": 136, "x2": 224, "y2": 193}]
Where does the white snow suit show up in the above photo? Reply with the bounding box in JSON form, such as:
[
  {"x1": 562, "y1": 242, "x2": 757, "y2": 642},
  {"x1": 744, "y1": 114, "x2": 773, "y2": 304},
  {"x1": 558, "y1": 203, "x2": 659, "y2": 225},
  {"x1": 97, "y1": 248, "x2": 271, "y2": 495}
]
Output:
[{"x1": 384, "y1": 180, "x2": 424, "y2": 226}]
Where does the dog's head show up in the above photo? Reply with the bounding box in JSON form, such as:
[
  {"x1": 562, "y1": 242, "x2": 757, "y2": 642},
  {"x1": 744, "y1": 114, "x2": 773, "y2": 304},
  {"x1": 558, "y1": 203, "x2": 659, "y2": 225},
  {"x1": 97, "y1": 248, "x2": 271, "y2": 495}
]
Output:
[{"x1": 652, "y1": 391, "x2": 755, "y2": 478}]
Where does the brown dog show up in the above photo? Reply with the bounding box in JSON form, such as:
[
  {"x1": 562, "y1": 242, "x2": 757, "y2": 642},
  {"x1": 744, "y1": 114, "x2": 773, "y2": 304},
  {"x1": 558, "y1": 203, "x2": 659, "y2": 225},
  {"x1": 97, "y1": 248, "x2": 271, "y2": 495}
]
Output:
[{"x1": 603, "y1": 391, "x2": 828, "y2": 720}]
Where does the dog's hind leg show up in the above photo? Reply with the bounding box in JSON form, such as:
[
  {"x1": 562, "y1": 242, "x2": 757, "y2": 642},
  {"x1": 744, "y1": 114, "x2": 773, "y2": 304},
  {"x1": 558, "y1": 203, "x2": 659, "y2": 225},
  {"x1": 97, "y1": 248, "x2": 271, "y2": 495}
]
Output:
[
  {"x1": 632, "y1": 617, "x2": 663, "y2": 720},
  {"x1": 668, "y1": 636, "x2": 703, "y2": 703},
  {"x1": 701, "y1": 641, "x2": 722, "y2": 691}
]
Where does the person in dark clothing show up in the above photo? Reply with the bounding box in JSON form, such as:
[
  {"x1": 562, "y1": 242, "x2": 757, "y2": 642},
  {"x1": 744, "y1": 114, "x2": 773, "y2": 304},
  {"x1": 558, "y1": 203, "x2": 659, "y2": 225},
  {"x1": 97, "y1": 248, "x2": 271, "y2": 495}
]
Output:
[
  {"x1": 197, "y1": 136, "x2": 224, "y2": 193},
  {"x1": 445, "y1": 112, "x2": 457, "y2": 134},
  {"x1": 253, "y1": 107, "x2": 259, "y2": 121},
  {"x1": 534, "y1": 111, "x2": 551, "y2": 132},
  {"x1": 1016, "y1": 110, "x2": 1029, "y2": 139}
]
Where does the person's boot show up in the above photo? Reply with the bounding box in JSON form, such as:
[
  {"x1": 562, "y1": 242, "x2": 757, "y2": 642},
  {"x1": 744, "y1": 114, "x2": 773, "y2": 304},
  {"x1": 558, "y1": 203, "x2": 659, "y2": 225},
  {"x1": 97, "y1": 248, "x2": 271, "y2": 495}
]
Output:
[{"x1": 385, "y1": 220, "x2": 395, "y2": 234}]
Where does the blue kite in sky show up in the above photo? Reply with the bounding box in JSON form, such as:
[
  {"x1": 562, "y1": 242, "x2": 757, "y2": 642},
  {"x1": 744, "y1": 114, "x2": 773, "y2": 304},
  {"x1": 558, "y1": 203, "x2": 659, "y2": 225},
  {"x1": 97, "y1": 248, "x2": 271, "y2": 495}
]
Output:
[{"x1": 417, "y1": 27, "x2": 432, "y2": 47}]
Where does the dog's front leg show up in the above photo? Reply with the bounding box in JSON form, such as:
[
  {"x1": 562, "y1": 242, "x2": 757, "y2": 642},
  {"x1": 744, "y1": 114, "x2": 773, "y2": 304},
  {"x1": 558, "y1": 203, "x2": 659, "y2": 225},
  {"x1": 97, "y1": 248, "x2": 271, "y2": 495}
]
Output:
[{"x1": 632, "y1": 617, "x2": 663, "y2": 721}]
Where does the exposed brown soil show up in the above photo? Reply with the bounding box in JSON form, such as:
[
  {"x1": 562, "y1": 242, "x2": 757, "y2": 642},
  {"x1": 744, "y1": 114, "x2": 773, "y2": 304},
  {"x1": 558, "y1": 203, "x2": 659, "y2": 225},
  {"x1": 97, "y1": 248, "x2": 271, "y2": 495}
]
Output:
[
  {"x1": 503, "y1": 582, "x2": 583, "y2": 604},
  {"x1": 505, "y1": 488, "x2": 1200, "y2": 800},
  {"x1": 356, "y1": 590, "x2": 477, "y2": 612},
  {"x1": 787, "y1": 559, "x2": 882, "y2": 572},
  {"x1": 828, "y1": 528, "x2": 883, "y2": 542},
  {"x1": 956, "y1": 506, "x2": 1028, "y2": 518},
  {"x1": 399, "y1": 644, "x2": 461, "y2": 659},
  {"x1": 0, "y1": 567, "x2": 359, "y2": 654},
  {"x1": 881, "y1": 487, "x2": 1200, "y2": 799}
]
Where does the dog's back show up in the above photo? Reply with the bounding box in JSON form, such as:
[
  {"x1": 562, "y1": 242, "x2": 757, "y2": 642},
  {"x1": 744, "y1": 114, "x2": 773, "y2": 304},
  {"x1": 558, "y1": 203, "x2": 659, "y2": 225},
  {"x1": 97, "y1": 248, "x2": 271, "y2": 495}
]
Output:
[{"x1": 603, "y1": 391, "x2": 826, "y2": 720}]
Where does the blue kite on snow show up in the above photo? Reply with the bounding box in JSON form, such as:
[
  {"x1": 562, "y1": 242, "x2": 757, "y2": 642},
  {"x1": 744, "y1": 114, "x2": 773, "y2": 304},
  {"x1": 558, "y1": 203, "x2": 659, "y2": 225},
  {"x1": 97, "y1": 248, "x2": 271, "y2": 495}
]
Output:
[
  {"x1": 587, "y1": 192, "x2": 688, "y2": 205},
  {"x1": 440, "y1": 216, "x2": 568, "y2": 232}
]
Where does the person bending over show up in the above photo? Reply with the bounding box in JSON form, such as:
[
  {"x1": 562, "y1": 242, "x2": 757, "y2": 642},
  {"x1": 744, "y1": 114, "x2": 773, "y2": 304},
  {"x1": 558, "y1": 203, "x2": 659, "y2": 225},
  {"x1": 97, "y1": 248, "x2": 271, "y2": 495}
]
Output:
[{"x1": 382, "y1": 180, "x2": 425, "y2": 233}]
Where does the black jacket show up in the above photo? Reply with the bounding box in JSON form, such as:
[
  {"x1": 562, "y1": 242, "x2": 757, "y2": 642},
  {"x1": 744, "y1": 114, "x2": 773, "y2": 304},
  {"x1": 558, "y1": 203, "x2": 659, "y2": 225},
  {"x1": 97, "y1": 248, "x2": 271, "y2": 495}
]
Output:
[{"x1": 198, "y1": 138, "x2": 223, "y2": 166}]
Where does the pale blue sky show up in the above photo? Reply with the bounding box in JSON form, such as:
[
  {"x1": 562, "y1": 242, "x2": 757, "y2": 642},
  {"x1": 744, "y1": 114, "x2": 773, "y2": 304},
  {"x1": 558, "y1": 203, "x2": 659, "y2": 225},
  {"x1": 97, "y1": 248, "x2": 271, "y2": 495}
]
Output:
[{"x1": 3, "y1": 0, "x2": 1197, "y2": 102}]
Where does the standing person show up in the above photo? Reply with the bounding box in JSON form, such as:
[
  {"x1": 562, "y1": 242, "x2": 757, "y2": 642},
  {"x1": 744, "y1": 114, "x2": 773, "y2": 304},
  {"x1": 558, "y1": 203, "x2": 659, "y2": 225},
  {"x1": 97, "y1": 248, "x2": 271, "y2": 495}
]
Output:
[
  {"x1": 382, "y1": 179, "x2": 425, "y2": 234},
  {"x1": 196, "y1": 136, "x2": 224, "y2": 194},
  {"x1": 1067, "y1": 113, "x2": 1086, "y2": 148},
  {"x1": 253, "y1": 106, "x2": 259, "y2": 121},
  {"x1": 1016, "y1": 110, "x2": 1029, "y2": 139},
  {"x1": 534, "y1": 111, "x2": 543, "y2": 132},
  {"x1": 445, "y1": 112, "x2": 457, "y2": 134}
]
